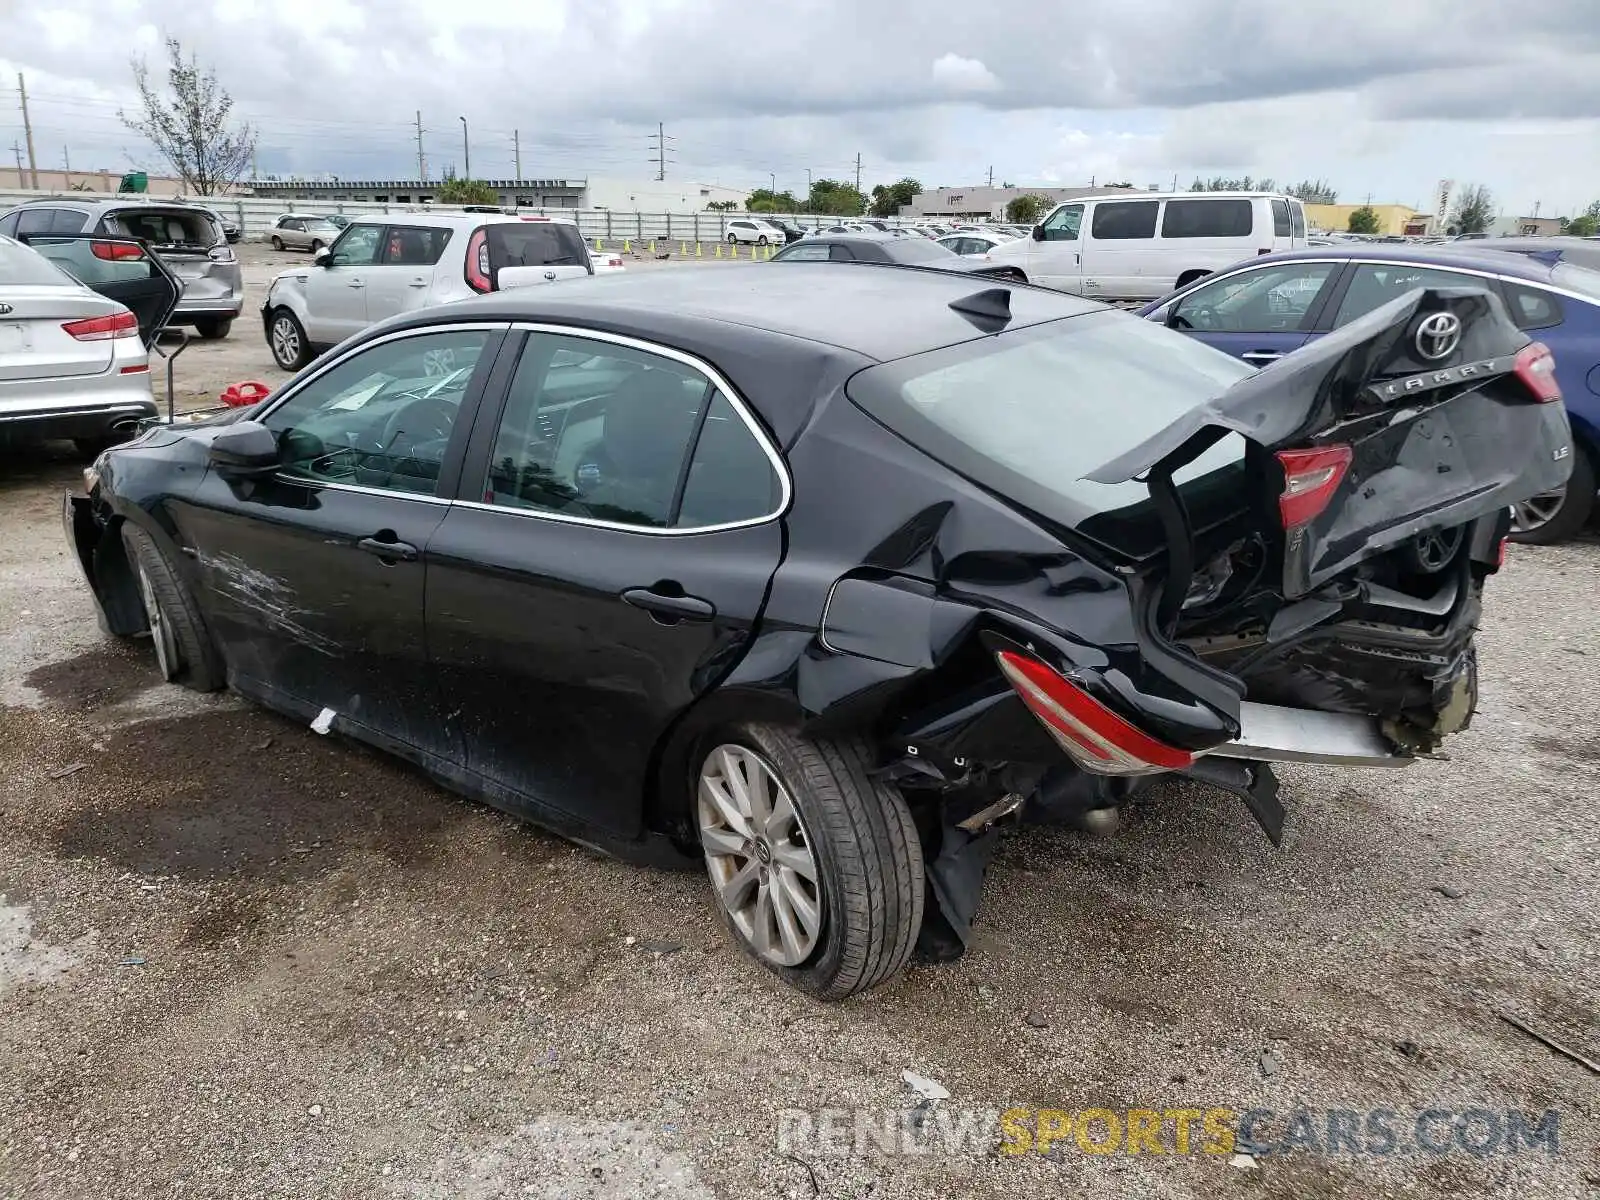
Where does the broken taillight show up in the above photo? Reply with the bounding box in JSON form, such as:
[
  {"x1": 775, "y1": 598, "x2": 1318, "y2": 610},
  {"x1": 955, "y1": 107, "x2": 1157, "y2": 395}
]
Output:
[
  {"x1": 994, "y1": 650, "x2": 1194, "y2": 777},
  {"x1": 1513, "y1": 342, "x2": 1560, "y2": 403},
  {"x1": 464, "y1": 228, "x2": 492, "y2": 293},
  {"x1": 1277, "y1": 444, "x2": 1352, "y2": 529}
]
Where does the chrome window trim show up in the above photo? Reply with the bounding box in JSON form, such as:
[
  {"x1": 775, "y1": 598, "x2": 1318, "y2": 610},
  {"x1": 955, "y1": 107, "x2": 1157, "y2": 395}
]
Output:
[
  {"x1": 448, "y1": 321, "x2": 792, "y2": 537},
  {"x1": 1163, "y1": 256, "x2": 1600, "y2": 313},
  {"x1": 254, "y1": 321, "x2": 509, "y2": 498}
]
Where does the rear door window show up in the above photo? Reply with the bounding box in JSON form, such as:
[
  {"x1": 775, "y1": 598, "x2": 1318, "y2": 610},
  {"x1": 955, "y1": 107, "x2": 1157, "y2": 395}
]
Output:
[
  {"x1": 1289, "y1": 201, "x2": 1307, "y2": 239},
  {"x1": 1090, "y1": 201, "x2": 1159, "y2": 240},
  {"x1": 482, "y1": 332, "x2": 779, "y2": 529},
  {"x1": 379, "y1": 225, "x2": 451, "y2": 266},
  {"x1": 1332, "y1": 264, "x2": 1483, "y2": 327},
  {"x1": 1161, "y1": 199, "x2": 1255, "y2": 239},
  {"x1": 15, "y1": 208, "x2": 58, "y2": 238}
]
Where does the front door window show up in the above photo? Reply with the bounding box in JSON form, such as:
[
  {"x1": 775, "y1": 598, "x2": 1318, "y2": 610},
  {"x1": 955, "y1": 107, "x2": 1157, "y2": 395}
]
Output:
[
  {"x1": 1040, "y1": 204, "x2": 1083, "y2": 241},
  {"x1": 1171, "y1": 263, "x2": 1338, "y2": 333}
]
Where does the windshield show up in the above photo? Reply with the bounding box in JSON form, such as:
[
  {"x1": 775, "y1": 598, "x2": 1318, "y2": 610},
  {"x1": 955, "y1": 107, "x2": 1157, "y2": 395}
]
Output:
[
  {"x1": 1552, "y1": 263, "x2": 1600, "y2": 301},
  {"x1": 886, "y1": 239, "x2": 959, "y2": 264},
  {"x1": 847, "y1": 311, "x2": 1255, "y2": 538}
]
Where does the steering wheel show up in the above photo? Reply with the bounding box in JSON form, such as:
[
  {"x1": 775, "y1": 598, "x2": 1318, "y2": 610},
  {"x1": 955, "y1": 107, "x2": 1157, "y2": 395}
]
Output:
[{"x1": 378, "y1": 397, "x2": 455, "y2": 457}]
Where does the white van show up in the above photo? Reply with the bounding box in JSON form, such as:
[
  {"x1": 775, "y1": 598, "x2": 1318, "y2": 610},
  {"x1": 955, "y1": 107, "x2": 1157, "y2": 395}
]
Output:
[{"x1": 985, "y1": 192, "x2": 1307, "y2": 300}]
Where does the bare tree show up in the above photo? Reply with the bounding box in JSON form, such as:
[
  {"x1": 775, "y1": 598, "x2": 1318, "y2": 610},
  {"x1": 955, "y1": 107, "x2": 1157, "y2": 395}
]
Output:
[
  {"x1": 1449, "y1": 184, "x2": 1497, "y2": 236},
  {"x1": 120, "y1": 38, "x2": 256, "y2": 196}
]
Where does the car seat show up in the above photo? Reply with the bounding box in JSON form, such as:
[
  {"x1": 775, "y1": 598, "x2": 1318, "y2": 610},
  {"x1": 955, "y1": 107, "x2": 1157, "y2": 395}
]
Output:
[{"x1": 572, "y1": 370, "x2": 704, "y2": 526}]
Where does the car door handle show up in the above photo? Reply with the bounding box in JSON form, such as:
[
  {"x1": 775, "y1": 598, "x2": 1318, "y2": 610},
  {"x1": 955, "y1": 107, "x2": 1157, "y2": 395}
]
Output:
[
  {"x1": 1242, "y1": 350, "x2": 1285, "y2": 364},
  {"x1": 408, "y1": 279, "x2": 428, "y2": 288},
  {"x1": 357, "y1": 535, "x2": 418, "y2": 562},
  {"x1": 347, "y1": 280, "x2": 365, "y2": 289},
  {"x1": 621, "y1": 586, "x2": 715, "y2": 623}
]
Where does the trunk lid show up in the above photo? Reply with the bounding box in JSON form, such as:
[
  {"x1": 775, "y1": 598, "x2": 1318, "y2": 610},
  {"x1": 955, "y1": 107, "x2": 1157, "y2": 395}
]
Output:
[
  {"x1": 1085, "y1": 286, "x2": 1573, "y2": 599},
  {"x1": 0, "y1": 284, "x2": 116, "y2": 381}
]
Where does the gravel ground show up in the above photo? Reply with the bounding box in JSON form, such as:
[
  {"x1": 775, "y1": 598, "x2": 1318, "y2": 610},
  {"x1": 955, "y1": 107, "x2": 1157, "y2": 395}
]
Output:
[{"x1": 1, "y1": 264, "x2": 1597, "y2": 1198}]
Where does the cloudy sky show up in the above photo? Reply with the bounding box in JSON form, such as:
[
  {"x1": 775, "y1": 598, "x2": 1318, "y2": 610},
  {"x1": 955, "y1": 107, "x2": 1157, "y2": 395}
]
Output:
[{"x1": 2, "y1": 0, "x2": 1598, "y2": 216}]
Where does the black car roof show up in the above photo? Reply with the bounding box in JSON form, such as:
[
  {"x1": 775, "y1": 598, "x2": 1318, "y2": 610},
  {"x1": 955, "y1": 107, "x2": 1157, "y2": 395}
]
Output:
[{"x1": 388, "y1": 263, "x2": 1102, "y2": 362}]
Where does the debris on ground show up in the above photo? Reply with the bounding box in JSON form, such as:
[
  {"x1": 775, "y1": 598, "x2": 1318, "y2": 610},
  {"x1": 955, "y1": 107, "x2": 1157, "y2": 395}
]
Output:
[
  {"x1": 1259, "y1": 1049, "x2": 1279, "y2": 1078},
  {"x1": 1432, "y1": 884, "x2": 1468, "y2": 899},
  {"x1": 1229, "y1": 1153, "x2": 1259, "y2": 1171},
  {"x1": 901, "y1": 1070, "x2": 949, "y2": 1102},
  {"x1": 640, "y1": 940, "x2": 683, "y2": 955},
  {"x1": 1024, "y1": 1012, "x2": 1049, "y2": 1029},
  {"x1": 310, "y1": 707, "x2": 335, "y2": 735},
  {"x1": 1498, "y1": 1011, "x2": 1600, "y2": 1074},
  {"x1": 48, "y1": 762, "x2": 88, "y2": 779}
]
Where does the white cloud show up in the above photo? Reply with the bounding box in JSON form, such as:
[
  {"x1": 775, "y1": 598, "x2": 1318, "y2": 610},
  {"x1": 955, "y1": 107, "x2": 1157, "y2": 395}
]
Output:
[{"x1": 931, "y1": 53, "x2": 999, "y2": 94}]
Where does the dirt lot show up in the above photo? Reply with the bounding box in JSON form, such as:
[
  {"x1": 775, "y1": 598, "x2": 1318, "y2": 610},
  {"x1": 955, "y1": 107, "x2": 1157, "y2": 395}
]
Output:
[{"x1": 1, "y1": 263, "x2": 1598, "y2": 1198}]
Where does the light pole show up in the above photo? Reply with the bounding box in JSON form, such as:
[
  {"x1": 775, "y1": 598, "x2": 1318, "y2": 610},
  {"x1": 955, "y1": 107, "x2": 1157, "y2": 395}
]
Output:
[{"x1": 459, "y1": 116, "x2": 470, "y2": 178}]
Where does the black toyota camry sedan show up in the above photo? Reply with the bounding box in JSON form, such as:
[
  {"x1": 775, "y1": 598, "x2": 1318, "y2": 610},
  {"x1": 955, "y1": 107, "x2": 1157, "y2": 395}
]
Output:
[{"x1": 64, "y1": 265, "x2": 1571, "y2": 997}]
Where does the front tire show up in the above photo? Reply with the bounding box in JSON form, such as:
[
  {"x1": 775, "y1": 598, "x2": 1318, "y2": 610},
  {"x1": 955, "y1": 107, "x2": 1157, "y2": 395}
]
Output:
[
  {"x1": 310, "y1": 240, "x2": 324, "y2": 253},
  {"x1": 271, "y1": 236, "x2": 284, "y2": 251},
  {"x1": 1511, "y1": 445, "x2": 1594, "y2": 545},
  {"x1": 268, "y1": 308, "x2": 313, "y2": 371},
  {"x1": 696, "y1": 725, "x2": 923, "y2": 999},
  {"x1": 120, "y1": 524, "x2": 224, "y2": 691},
  {"x1": 727, "y1": 233, "x2": 738, "y2": 245},
  {"x1": 194, "y1": 317, "x2": 232, "y2": 340},
  {"x1": 757, "y1": 235, "x2": 769, "y2": 246}
]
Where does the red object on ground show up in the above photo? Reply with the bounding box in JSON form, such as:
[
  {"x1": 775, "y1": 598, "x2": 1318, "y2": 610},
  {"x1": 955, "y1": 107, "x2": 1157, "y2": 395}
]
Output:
[{"x1": 220, "y1": 381, "x2": 272, "y2": 408}]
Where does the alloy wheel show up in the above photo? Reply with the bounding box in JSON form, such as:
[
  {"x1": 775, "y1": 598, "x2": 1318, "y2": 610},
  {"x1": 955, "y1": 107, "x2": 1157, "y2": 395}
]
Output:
[
  {"x1": 136, "y1": 563, "x2": 177, "y2": 680},
  {"x1": 1512, "y1": 486, "x2": 1566, "y2": 534},
  {"x1": 271, "y1": 315, "x2": 300, "y2": 368},
  {"x1": 698, "y1": 744, "x2": 824, "y2": 967}
]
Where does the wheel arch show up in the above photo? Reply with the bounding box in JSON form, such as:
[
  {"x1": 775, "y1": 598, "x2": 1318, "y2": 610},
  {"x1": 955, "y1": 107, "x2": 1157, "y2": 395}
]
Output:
[{"x1": 1175, "y1": 268, "x2": 1212, "y2": 289}]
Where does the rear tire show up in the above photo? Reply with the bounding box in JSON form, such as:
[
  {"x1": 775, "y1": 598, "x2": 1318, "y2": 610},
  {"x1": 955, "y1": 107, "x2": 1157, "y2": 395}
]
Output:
[
  {"x1": 727, "y1": 233, "x2": 738, "y2": 244},
  {"x1": 1510, "y1": 445, "x2": 1594, "y2": 545},
  {"x1": 271, "y1": 236, "x2": 284, "y2": 251},
  {"x1": 311, "y1": 240, "x2": 324, "y2": 253},
  {"x1": 120, "y1": 523, "x2": 224, "y2": 692},
  {"x1": 695, "y1": 724, "x2": 924, "y2": 1000},
  {"x1": 193, "y1": 317, "x2": 232, "y2": 340}
]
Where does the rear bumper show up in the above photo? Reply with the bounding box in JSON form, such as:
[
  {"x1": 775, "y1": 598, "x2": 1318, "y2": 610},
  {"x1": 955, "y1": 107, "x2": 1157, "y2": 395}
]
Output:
[
  {"x1": 0, "y1": 370, "x2": 159, "y2": 443},
  {"x1": 171, "y1": 298, "x2": 244, "y2": 322}
]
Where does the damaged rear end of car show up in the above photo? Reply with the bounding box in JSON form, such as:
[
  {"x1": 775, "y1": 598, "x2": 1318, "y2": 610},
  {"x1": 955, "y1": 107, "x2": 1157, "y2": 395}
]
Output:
[{"x1": 811, "y1": 284, "x2": 1569, "y2": 950}]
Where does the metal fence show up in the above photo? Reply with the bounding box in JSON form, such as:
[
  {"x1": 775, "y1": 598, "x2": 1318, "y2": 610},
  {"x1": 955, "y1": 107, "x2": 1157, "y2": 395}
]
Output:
[{"x1": 0, "y1": 186, "x2": 936, "y2": 245}]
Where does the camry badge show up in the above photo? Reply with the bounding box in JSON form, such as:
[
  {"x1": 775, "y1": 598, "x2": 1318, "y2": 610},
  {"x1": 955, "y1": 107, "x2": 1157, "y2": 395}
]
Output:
[{"x1": 0, "y1": 303, "x2": 12, "y2": 315}]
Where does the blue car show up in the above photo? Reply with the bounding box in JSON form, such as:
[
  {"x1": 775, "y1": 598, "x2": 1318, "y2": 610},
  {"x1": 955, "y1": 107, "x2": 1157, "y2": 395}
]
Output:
[{"x1": 1139, "y1": 245, "x2": 1600, "y2": 542}]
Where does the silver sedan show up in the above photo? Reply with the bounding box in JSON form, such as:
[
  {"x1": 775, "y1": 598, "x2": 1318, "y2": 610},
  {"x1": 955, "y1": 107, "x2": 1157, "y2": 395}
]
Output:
[{"x1": 269, "y1": 215, "x2": 343, "y2": 253}]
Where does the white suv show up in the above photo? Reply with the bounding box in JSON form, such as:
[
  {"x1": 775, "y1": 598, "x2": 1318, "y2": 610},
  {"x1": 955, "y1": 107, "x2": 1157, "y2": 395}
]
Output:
[
  {"x1": 261, "y1": 212, "x2": 592, "y2": 370},
  {"x1": 725, "y1": 218, "x2": 785, "y2": 245}
]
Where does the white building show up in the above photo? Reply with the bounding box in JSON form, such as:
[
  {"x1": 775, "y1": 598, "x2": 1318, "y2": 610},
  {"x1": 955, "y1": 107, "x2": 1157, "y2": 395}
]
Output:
[{"x1": 584, "y1": 178, "x2": 750, "y2": 212}]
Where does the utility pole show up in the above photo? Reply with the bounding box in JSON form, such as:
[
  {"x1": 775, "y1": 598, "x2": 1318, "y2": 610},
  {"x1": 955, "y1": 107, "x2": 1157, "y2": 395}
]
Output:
[
  {"x1": 987, "y1": 165, "x2": 993, "y2": 188},
  {"x1": 648, "y1": 123, "x2": 675, "y2": 182},
  {"x1": 854, "y1": 152, "x2": 861, "y2": 198},
  {"x1": 513, "y1": 129, "x2": 521, "y2": 180},
  {"x1": 415, "y1": 110, "x2": 427, "y2": 180},
  {"x1": 459, "y1": 116, "x2": 470, "y2": 178},
  {"x1": 63, "y1": 146, "x2": 70, "y2": 172},
  {"x1": 10, "y1": 140, "x2": 23, "y2": 176},
  {"x1": 18, "y1": 73, "x2": 39, "y2": 189}
]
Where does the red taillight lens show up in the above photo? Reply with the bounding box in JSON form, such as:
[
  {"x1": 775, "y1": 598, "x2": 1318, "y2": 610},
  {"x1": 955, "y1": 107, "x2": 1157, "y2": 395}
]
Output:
[
  {"x1": 90, "y1": 241, "x2": 145, "y2": 261},
  {"x1": 1277, "y1": 444, "x2": 1353, "y2": 529},
  {"x1": 995, "y1": 650, "x2": 1194, "y2": 776},
  {"x1": 464, "y1": 228, "x2": 492, "y2": 293},
  {"x1": 1513, "y1": 342, "x2": 1560, "y2": 403},
  {"x1": 62, "y1": 310, "x2": 139, "y2": 341}
]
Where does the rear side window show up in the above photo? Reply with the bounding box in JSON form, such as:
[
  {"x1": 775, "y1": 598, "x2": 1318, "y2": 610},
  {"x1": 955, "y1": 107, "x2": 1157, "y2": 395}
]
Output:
[
  {"x1": 1162, "y1": 199, "x2": 1255, "y2": 239},
  {"x1": 847, "y1": 312, "x2": 1254, "y2": 529},
  {"x1": 1271, "y1": 200, "x2": 1291, "y2": 238},
  {"x1": 379, "y1": 225, "x2": 451, "y2": 266},
  {"x1": 1332, "y1": 264, "x2": 1482, "y2": 327},
  {"x1": 486, "y1": 222, "x2": 589, "y2": 270},
  {"x1": 1501, "y1": 282, "x2": 1563, "y2": 330},
  {"x1": 15, "y1": 208, "x2": 57, "y2": 238},
  {"x1": 1091, "y1": 201, "x2": 1159, "y2": 240},
  {"x1": 1289, "y1": 201, "x2": 1306, "y2": 238}
]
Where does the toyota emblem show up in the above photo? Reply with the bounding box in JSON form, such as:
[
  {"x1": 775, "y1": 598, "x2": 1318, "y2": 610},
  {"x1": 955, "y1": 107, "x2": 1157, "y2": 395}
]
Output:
[
  {"x1": 1414, "y1": 311, "x2": 1462, "y2": 361},
  {"x1": 0, "y1": 302, "x2": 12, "y2": 315}
]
